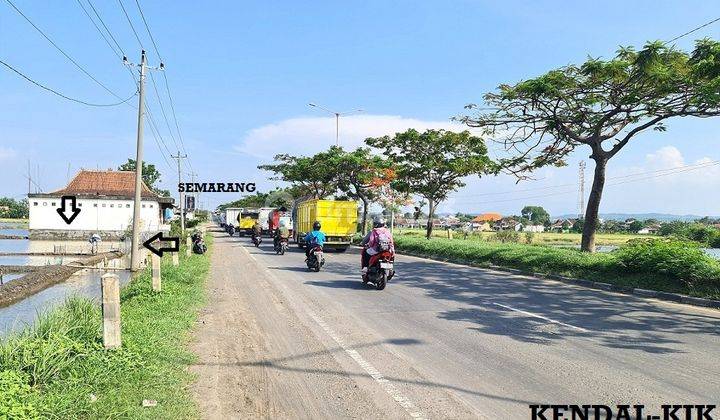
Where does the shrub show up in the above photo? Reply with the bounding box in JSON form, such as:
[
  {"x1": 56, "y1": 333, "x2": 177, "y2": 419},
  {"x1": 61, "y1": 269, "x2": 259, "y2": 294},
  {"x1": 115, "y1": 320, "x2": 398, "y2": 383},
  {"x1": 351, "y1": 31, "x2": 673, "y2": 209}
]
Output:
[
  {"x1": 524, "y1": 232, "x2": 535, "y2": 244},
  {"x1": 0, "y1": 370, "x2": 38, "y2": 419},
  {"x1": 614, "y1": 238, "x2": 720, "y2": 287},
  {"x1": 495, "y1": 229, "x2": 520, "y2": 243}
]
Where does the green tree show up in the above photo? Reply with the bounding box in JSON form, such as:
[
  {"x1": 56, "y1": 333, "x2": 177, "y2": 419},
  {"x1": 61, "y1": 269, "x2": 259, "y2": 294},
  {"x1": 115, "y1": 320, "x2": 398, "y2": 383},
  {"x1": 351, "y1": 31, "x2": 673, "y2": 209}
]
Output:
[
  {"x1": 258, "y1": 150, "x2": 340, "y2": 199},
  {"x1": 628, "y1": 220, "x2": 645, "y2": 233},
  {"x1": 460, "y1": 40, "x2": 720, "y2": 251},
  {"x1": 520, "y1": 205, "x2": 550, "y2": 225},
  {"x1": 0, "y1": 198, "x2": 29, "y2": 219},
  {"x1": 118, "y1": 159, "x2": 170, "y2": 197},
  {"x1": 366, "y1": 129, "x2": 496, "y2": 239},
  {"x1": 217, "y1": 192, "x2": 269, "y2": 211},
  {"x1": 334, "y1": 147, "x2": 394, "y2": 234}
]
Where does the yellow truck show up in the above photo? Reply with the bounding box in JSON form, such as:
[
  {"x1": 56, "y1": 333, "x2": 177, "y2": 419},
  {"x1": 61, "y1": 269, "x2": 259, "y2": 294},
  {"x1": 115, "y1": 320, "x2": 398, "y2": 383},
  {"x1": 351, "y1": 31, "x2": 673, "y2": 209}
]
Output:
[
  {"x1": 236, "y1": 208, "x2": 260, "y2": 236},
  {"x1": 294, "y1": 199, "x2": 358, "y2": 251}
]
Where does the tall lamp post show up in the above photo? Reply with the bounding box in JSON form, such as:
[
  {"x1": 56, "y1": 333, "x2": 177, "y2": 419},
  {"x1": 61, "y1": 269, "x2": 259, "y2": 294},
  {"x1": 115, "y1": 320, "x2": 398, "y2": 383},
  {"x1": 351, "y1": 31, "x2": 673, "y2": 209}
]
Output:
[{"x1": 308, "y1": 103, "x2": 363, "y2": 147}]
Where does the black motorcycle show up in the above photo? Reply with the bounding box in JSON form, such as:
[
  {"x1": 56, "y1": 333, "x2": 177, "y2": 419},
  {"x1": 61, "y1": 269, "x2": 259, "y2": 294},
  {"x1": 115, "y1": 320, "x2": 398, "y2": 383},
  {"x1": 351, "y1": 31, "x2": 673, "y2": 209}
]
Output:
[
  {"x1": 251, "y1": 233, "x2": 262, "y2": 247},
  {"x1": 192, "y1": 232, "x2": 207, "y2": 254},
  {"x1": 274, "y1": 237, "x2": 289, "y2": 255},
  {"x1": 226, "y1": 225, "x2": 235, "y2": 236},
  {"x1": 306, "y1": 245, "x2": 324, "y2": 272}
]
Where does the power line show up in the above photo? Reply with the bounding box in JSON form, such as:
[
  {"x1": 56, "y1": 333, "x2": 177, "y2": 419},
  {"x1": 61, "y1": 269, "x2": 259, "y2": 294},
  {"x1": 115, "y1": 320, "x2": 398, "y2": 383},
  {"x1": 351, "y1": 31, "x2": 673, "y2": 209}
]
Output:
[
  {"x1": 75, "y1": 0, "x2": 122, "y2": 59},
  {"x1": 3, "y1": 0, "x2": 129, "y2": 101},
  {"x1": 665, "y1": 17, "x2": 720, "y2": 45},
  {"x1": 1, "y1": 58, "x2": 137, "y2": 107},
  {"x1": 86, "y1": 0, "x2": 127, "y2": 57},
  {"x1": 116, "y1": 0, "x2": 144, "y2": 48}
]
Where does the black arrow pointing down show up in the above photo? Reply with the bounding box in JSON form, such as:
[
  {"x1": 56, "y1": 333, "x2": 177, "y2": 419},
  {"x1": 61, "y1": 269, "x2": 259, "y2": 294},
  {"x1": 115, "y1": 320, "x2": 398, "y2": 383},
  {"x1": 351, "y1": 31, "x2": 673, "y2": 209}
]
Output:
[
  {"x1": 143, "y1": 232, "x2": 180, "y2": 257},
  {"x1": 57, "y1": 195, "x2": 81, "y2": 224}
]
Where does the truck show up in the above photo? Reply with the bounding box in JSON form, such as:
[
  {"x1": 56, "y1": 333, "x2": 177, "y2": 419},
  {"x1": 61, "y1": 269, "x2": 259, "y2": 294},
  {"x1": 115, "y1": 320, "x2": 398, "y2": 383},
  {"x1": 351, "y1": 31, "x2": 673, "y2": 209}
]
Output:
[
  {"x1": 224, "y1": 207, "x2": 243, "y2": 228},
  {"x1": 237, "y1": 208, "x2": 260, "y2": 236},
  {"x1": 294, "y1": 199, "x2": 358, "y2": 252},
  {"x1": 268, "y1": 208, "x2": 293, "y2": 235},
  {"x1": 257, "y1": 207, "x2": 276, "y2": 234}
]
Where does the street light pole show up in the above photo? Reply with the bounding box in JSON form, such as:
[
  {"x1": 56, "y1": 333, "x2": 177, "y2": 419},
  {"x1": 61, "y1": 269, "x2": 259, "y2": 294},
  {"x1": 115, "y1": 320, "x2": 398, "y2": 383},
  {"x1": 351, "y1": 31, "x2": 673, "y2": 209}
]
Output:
[{"x1": 308, "y1": 103, "x2": 363, "y2": 147}]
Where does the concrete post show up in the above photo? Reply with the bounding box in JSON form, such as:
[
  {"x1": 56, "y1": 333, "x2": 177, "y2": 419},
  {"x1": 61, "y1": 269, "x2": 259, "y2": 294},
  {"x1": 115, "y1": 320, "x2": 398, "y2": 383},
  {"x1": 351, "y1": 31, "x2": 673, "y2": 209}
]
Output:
[
  {"x1": 447, "y1": 229, "x2": 453, "y2": 240},
  {"x1": 151, "y1": 253, "x2": 161, "y2": 292},
  {"x1": 186, "y1": 236, "x2": 191, "y2": 257},
  {"x1": 172, "y1": 252, "x2": 179, "y2": 267},
  {"x1": 101, "y1": 273, "x2": 121, "y2": 349}
]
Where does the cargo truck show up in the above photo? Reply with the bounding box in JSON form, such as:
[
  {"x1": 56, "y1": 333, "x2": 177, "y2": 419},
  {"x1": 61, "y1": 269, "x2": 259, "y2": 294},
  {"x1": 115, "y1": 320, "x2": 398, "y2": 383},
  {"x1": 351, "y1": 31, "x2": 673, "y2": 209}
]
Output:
[
  {"x1": 294, "y1": 199, "x2": 358, "y2": 252},
  {"x1": 224, "y1": 207, "x2": 243, "y2": 228},
  {"x1": 237, "y1": 208, "x2": 260, "y2": 236},
  {"x1": 258, "y1": 207, "x2": 276, "y2": 234}
]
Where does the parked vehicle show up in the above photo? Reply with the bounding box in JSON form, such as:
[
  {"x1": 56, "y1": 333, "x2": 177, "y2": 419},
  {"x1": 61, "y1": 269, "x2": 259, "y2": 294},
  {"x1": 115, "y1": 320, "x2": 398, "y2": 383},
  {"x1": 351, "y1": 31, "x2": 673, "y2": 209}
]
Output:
[
  {"x1": 362, "y1": 246, "x2": 395, "y2": 290},
  {"x1": 192, "y1": 231, "x2": 207, "y2": 254},
  {"x1": 306, "y1": 245, "x2": 324, "y2": 272},
  {"x1": 274, "y1": 237, "x2": 289, "y2": 255},
  {"x1": 251, "y1": 233, "x2": 262, "y2": 247},
  {"x1": 237, "y1": 209, "x2": 260, "y2": 236},
  {"x1": 293, "y1": 199, "x2": 357, "y2": 252}
]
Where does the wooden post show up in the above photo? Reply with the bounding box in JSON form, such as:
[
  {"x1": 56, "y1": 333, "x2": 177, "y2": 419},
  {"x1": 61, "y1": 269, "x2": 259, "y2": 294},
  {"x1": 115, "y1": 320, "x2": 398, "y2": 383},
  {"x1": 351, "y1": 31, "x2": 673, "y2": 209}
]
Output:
[
  {"x1": 151, "y1": 253, "x2": 161, "y2": 292},
  {"x1": 186, "y1": 236, "x2": 191, "y2": 257},
  {"x1": 172, "y1": 252, "x2": 179, "y2": 267},
  {"x1": 101, "y1": 273, "x2": 121, "y2": 349}
]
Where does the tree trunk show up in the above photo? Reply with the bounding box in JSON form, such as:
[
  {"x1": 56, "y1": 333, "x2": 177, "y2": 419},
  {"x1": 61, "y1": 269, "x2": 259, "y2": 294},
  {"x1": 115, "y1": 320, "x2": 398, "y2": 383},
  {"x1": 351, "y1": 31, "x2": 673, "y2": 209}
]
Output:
[
  {"x1": 581, "y1": 157, "x2": 607, "y2": 252},
  {"x1": 425, "y1": 200, "x2": 435, "y2": 240},
  {"x1": 360, "y1": 196, "x2": 369, "y2": 235}
]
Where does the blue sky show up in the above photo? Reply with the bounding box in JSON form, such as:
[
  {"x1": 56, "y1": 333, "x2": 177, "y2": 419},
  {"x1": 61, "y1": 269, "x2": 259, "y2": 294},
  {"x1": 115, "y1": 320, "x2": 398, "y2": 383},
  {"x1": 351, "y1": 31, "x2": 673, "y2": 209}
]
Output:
[{"x1": 2, "y1": 1, "x2": 720, "y2": 217}]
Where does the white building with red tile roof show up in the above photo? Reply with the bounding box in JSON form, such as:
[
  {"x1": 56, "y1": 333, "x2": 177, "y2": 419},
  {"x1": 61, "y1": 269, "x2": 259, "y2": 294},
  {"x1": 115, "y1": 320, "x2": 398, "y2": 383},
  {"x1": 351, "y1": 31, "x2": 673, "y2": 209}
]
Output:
[{"x1": 28, "y1": 170, "x2": 174, "y2": 239}]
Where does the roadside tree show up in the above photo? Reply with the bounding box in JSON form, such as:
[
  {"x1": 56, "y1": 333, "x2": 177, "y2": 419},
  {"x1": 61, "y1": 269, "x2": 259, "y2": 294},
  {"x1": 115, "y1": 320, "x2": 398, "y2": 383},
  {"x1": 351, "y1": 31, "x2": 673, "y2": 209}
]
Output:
[
  {"x1": 118, "y1": 159, "x2": 170, "y2": 197},
  {"x1": 366, "y1": 129, "x2": 496, "y2": 239},
  {"x1": 459, "y1": 40, "x2": 720, "y2": 251},
  {"x1": 258, "y1": 150, "x2": 341, "y2": 199}
]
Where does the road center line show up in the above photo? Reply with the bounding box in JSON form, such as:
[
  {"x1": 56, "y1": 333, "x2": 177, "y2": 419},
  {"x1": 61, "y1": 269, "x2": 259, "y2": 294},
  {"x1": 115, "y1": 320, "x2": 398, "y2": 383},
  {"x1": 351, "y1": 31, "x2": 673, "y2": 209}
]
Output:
[
  {"x1": 492, "y1": 302, "x2": 590, "y2": 333},
  {"x1": 237, "y1": 242, "x2": 428, "y2": 420}
]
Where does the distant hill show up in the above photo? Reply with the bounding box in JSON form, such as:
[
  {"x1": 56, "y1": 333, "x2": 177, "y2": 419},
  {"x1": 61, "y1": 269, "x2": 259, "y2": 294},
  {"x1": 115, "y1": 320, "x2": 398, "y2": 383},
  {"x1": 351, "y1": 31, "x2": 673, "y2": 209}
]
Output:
[{"x1": 554, "y1": 213, "x2": 717, "y2": 222}]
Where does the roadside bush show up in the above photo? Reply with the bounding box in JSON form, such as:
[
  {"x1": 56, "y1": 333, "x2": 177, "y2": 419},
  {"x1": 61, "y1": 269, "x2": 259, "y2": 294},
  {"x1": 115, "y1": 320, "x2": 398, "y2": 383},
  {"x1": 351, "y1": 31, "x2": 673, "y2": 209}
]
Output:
[
  {"x1": 524, "y1": 232, "x2": 535, "y2": 244},
  {"x1": 0, "y1": 370, "x2": 38, "y2": 419},
  {"x1": 495, "y1": 230, "x2": 520, "y2": 243},
  {"x1": 614, "y1": 238, "x2": 720, "y2": 287}
]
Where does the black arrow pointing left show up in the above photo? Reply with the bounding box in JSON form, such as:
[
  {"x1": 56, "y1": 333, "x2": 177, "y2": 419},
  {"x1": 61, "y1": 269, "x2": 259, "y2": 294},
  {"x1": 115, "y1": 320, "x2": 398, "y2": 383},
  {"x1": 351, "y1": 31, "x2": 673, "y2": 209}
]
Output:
[
  {"x1": 143, "y1": 232, "x2": 180, "y2": 257},
  {"x1": 57, "y1": 195, "x2": 81, "y2": 225}
]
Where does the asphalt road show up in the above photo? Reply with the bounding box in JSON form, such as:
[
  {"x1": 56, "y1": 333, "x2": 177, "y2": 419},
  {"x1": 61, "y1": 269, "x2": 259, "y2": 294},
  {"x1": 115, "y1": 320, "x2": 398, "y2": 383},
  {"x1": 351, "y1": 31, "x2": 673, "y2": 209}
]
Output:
[{"x1": 192, "y1": 230, "x2": 720, "y2": 419}]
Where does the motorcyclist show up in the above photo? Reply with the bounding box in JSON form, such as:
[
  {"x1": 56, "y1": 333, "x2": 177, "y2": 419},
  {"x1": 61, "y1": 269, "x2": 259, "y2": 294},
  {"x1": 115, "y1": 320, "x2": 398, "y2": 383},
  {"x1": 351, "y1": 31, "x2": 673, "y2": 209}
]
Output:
[
  {"x1": 360, "y1": 217, "x2": 395, "y2": 275},
  {"x1": 304, "y1": 221, "x2": 326, "y2": 258},
  {"x1": 274, "y1": 220, "x2": 290, "y2": 249},
  {"x1": 252, "y1": 220, "x2": 262, "y2": 237}
]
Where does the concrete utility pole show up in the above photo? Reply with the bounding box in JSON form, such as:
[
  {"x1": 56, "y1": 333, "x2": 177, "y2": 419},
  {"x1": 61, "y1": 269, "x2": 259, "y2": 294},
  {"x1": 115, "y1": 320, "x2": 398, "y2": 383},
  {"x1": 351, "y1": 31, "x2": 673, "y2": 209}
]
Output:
[
  {"x1": 125, "y1": 50, "x2": 163, "y2": 271},
  {"x1": 171, "y1": 152, "x2": 188, "y2": 234}
]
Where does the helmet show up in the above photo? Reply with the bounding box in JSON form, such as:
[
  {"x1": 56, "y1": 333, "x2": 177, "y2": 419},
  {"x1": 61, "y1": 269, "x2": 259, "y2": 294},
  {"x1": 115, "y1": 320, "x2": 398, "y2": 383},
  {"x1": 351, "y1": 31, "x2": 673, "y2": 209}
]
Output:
[
  {"x1": 279, "y1": 220, "x2": 286, "y2": 227},
  {"x1": 313, "y1": 221, "x2": 321, "y2": 231},
  {"x1": 373, "y1": 217, "x2": 386, "y2": 228}
]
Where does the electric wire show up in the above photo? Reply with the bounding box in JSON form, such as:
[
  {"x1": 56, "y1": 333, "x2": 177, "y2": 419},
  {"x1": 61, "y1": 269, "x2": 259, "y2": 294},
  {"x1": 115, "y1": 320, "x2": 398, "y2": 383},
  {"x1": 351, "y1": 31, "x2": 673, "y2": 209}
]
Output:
[
  {"x1": 0, "y1": 59, "x2": 137, "y2": 107},
  {"x1": 665, "y1": 17, "x2": 720, "y2": 45}
]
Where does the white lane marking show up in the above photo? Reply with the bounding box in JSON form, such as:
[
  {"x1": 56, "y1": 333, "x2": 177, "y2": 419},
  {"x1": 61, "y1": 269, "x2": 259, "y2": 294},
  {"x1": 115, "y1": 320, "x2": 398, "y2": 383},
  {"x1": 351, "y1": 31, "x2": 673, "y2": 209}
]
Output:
[
  {"x1": 238, "y1": 245, "x2": 427, "y2": 419},
  {"x1": 492, "y1": 302, "x2": 590, "y2": 333},
  {"x1": 307, "y1": 309, "x2": 428, "y2": 420}
]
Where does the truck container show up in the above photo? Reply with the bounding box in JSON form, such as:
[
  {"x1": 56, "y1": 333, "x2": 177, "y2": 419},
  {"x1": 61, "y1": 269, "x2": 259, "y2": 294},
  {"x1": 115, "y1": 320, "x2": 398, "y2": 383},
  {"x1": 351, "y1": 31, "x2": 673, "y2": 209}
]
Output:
[
  {"x1": 294, "y1": 199, "x2": 357, "y2": 251},
  {"x1": 268, "y1": 208, "x2": 293, "y2": 235},
  {"x1": 237, "y1": 208, "x2": 259, "y2": 235},
  {"x1": 224, "y1": 207, "x2": 243, "y2": 228},
  {"x1": 258, "y1": 207, "x2": 276, "y2": 234}
]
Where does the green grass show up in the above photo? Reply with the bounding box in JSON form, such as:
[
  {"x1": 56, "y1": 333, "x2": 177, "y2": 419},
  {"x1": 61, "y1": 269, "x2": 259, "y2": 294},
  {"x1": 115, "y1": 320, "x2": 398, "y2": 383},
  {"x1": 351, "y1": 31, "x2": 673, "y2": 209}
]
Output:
[
  {"x1": 396, "y1": 228, "x2": 652, "y2": 246},
  {"x1": 0, "y1": 235, "x2": 212, "y2": 419},
  {"x1": 395, "y1": 236, "x2": 720, "y2": 300},
  {"x1": 0, "y1": 218, "x2": 28, "y2": 225}
]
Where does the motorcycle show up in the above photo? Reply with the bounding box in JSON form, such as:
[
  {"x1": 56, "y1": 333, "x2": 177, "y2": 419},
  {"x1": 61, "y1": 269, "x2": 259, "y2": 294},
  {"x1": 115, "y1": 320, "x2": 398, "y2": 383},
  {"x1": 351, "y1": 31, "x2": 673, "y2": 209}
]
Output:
[
  {"x1": 362, "y1": 247, "x2": 395, "y2": 290},
  {"x1": 306, "y1": 245, "x2": 324, "y2": 272},
  {"x1": 192, "y1": 232, "x2": 207, "y2": 254},
  {"x1": 251, "y1": 233, "x2": 262, "y2": 247},
  {"x1": 274, "y1": 237, "x2": 289, "y2": 255},
  {"x1": 227, "y1": 225, "x2": 235, "y2": 236}
]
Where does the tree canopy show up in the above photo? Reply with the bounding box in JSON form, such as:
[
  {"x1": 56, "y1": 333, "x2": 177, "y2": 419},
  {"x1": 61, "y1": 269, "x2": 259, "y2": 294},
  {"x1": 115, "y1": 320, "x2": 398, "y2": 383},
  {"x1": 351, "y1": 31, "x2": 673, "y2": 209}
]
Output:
[
  {"x1": 459, "y1": 40, "x2": 720, "y2": 251},
  {"x1": 118, "y1": 159, "x2": 170, "y2": 197},
  {"x1": 366, "y1": 129, "x2": 497, "y2": 239},
  {"x1": 521, "y1": 205, "x2": 550, "y2": 225},
  {"x1": 258, "y1": 150, "x2": 341, "y2": 199}
]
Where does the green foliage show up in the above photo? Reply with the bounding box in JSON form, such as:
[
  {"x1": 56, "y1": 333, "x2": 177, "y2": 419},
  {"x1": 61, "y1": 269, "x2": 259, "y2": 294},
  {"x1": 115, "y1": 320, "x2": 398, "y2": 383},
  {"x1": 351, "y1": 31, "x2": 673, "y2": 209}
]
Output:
[
  {"x1": 0, "y1": 198, "x2": 29, "y2": 219},
  {"x1": 495, "y1": 229, "x2": 520, "y2": 243},
  {"x1": 524, "y1": 231, "x2": 535, "y2": 244},
  {"x1": 0, "y1": 370, "x2": 38, "y2": 419},
  {"x1": 658, "y1": 221, "x2": 720, "y2": 247},
  {"x1": 0, "y1": 237, "x2": 212, "y2": 418},
  {"x1": 366, "y1": 129, "x2": 496, "y2": 238},
  {"x1": 118, "y1": 159, "x2": 170, "y2": 197},
  {"x1": 258, "y1": 149, "x2": 342, "y2": 199},
  {"x1": 520, "y1": 206, "x2": 550, "y2": 224}
]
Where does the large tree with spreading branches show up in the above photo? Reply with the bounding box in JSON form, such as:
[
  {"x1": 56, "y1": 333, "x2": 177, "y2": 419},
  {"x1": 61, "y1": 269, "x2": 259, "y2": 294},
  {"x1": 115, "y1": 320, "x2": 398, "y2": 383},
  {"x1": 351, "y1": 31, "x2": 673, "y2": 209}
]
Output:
[
  {"x1": 258, "y1": 149, "x2": 341, "y2": 199},
  {"x1": 366, "y1": 129, "x2": 496, "y2": 239},
  {"x1": 458, "y1": 40, "x2": 720, "y2": 251}
]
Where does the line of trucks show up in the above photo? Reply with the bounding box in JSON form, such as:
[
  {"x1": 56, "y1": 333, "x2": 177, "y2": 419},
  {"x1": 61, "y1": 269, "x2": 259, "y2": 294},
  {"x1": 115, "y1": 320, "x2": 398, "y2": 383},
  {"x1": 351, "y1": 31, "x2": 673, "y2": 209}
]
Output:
[{"x1": 218, "y1": 199, "x2": 358, "y2": 252}]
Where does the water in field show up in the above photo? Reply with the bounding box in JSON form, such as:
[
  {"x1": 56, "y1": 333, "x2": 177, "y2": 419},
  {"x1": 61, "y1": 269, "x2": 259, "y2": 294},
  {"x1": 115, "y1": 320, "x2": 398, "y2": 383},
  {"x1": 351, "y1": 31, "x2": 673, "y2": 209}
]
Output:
[{"x1": 0, "y1": 222, "x2": 28, "y2": 237}]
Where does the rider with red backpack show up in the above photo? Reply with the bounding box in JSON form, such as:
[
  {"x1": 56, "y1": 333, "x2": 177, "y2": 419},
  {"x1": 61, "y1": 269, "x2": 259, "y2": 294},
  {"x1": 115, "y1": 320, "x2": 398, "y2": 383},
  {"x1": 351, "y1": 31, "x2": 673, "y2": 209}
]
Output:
[{"x1": 360, "y1": 217, "x2": 394, "y2": 275}]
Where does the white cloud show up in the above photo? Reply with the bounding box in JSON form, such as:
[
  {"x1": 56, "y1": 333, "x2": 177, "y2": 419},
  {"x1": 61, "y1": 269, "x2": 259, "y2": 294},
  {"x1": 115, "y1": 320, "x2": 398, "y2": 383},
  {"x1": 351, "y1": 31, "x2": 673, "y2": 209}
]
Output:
[
  {"x1": 0, "y1": 147, "x2": 16, "y2": 161},
  {"x1": 235, "y1": 114, "x2": 464, "y2": 159}
]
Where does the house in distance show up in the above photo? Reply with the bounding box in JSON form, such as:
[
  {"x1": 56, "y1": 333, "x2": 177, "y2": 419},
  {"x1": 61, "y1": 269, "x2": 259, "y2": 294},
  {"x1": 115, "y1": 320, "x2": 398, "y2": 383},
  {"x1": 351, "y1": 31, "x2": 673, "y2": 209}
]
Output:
[{"x1": 28, "y1": 170, "x2": 174, "y2": 240}]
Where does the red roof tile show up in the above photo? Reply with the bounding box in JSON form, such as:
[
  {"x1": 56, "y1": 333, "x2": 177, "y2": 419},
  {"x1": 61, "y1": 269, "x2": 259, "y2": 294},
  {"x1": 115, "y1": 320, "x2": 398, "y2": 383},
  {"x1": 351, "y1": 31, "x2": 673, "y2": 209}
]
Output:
[{"x1": 51, "y1": 170, "x2": 158, "y2": 198}]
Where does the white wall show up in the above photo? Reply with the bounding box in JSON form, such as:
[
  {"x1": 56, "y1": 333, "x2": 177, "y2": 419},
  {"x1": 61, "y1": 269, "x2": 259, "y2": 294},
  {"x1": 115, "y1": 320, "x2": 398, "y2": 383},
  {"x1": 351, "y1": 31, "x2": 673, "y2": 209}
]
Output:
[{"x1": 29, "y1": 197, "x2": 162, "y2": 232}]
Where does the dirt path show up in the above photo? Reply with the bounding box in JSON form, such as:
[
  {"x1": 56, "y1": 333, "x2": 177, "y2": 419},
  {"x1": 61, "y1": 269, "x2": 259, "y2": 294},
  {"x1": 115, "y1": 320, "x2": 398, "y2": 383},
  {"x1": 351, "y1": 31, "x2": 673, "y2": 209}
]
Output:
[{"x1": 190, "y1": 232, "x2": 395, "y2": 419}]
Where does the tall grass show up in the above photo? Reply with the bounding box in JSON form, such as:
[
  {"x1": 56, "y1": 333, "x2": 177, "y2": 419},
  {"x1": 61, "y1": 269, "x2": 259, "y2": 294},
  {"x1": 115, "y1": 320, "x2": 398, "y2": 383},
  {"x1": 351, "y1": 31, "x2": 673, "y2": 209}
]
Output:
[{"x1": 0, "y1": 235, "x2": 212, "y2": 419}]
